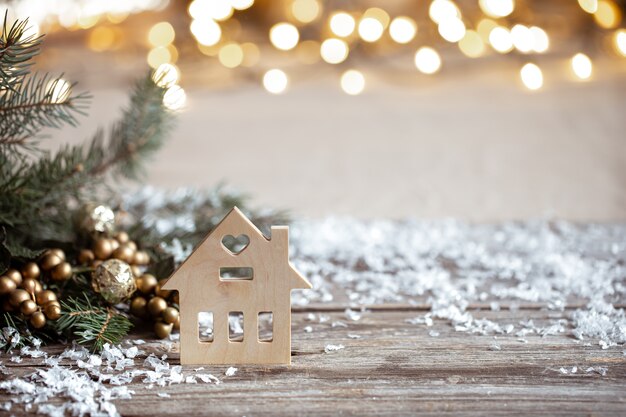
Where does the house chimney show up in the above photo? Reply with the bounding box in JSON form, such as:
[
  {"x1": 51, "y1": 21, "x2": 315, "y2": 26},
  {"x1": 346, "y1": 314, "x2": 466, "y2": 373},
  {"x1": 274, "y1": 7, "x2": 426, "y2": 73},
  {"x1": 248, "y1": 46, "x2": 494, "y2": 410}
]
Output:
[{"x1": 271, "y1": 226, "x2": 289, "y2": 254}]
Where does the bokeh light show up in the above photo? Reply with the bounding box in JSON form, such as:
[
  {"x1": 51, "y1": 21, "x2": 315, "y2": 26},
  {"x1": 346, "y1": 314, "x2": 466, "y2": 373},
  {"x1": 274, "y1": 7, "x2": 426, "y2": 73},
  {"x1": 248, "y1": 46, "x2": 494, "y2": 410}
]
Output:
[
  {"x1": 530, "y1": 26, "x2": 549, "y2": 53},
  {"x1": 571, "y1": 53, "x2": 592, "y2": 79},
  {"x1": 218, "y1": 43, "x2": 244, "y2": 68},
  {"x1": 320, "y1": 38, "x2": 349, "y2": 64},
  {"x1": 292, "y1": 0, "x2": 321, "y2": 24},
  {"x1": 148, "y1": 22, "x2": 175, "y2": 47},
  {"x1": 241, "y1": 42, "x2": 261, "y2": 67},
  {"x1": 188, "y1": 0, "x2": 233, "y2": 21},
  {"x1": 389, "y1": 17, "x2": 417, "y2": 44},
  {"x1": 263, "y1": 69, "x2": 288, "y2": 94},
  {"x1": 358, "y1": 17, "x2": 384, "y2": 42},
  {"x1": 147, "y1": 46, "x2": 172, "y2": 68},
  {"x1": 615, "y1": 29, "x2": 626, "y2": 56},
  {"x1": 190, "y1": 18, "x2": 221, "y2": 46},
  {"x1": 593, "y1": 0, "x2": 621, "y2": 29},
  {"x1": 520, "y1": 63, "x2": 543, "y2": 90},
  {"x1": 270, "y1": 23, "x2": 300, "y2": 51},
  {"x1": 578, "y1": 0, "x2": 598, "y2": 13},
  {"x1": 479, "y1": 0, "x2": 515, "y2": 18},
  {"x1": 46, "y1": 78, "x2": 71, "y2": 103},
  {"x1": 489, "y1": 26, "x2": 513, "y2": 53},
  {"x1": 438, "y1": 16, "x2": 466, "y2": 43},
  {"x1": 511, "y1": 24, "x2": 533, "y2": 53},
  {"x1": 163, "y1": 85, "x2": 186, "y2": 110},
  {"x1": 429, "y1": 0, "x2": 460, "y2": 24},
  {"x1": 153, "y1": 63, "x2": 179, "y2": 87},
  {"x1": 414, "y1": 47, "x2": 442, "y2": 74},
  {"x1": 230, "y1": 0, "x2": 254, "y2": 11},
  {"x1": 458, "y1": 30, "x2": 485, "y2": 57},
  {"x1": 340, "y1": 70, "x2": 365, "y2": 95},
  {"x1": 329, "y1": 12, "x2": 355, "y2": 37}
]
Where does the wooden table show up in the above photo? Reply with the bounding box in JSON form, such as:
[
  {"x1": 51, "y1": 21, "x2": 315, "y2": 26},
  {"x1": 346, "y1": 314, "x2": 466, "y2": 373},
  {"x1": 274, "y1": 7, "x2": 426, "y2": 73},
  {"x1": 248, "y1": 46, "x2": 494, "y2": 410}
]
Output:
[{"x1": 3, "y1": 303, "x2": 625, "y2": 416}]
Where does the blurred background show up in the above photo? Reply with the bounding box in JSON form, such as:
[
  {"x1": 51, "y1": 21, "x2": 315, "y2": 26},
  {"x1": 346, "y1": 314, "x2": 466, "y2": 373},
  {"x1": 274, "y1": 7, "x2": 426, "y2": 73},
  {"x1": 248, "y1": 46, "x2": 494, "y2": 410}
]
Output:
[{"x1": 4, "y1": 0, "x2": 626, "y2": 220}]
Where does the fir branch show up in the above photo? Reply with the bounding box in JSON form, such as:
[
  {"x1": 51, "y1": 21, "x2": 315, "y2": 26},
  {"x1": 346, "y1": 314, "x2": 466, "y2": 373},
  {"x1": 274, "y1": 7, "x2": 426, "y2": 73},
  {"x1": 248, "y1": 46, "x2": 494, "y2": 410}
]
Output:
[
  {"x1": 57, "y1": 294, "x2": 132, "y2": 351},
  {"x1": 0, "y1": 11, "x2": 41, "y2": 91}
]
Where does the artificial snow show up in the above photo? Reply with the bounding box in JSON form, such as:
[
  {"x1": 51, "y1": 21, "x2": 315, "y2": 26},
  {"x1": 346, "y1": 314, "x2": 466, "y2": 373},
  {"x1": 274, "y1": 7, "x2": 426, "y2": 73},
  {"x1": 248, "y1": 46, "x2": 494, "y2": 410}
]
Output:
[{"x1": 324, "y1": 344, "x2": 345, "y2": 353}]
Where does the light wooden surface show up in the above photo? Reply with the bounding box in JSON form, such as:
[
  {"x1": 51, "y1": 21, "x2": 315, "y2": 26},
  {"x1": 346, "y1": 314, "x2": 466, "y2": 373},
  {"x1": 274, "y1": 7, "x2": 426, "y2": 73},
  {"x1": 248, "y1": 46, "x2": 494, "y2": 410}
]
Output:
[
  {"x1": 163, "y1": 207, "x2": 311, "y2": 365},
  {"x1": 2, "y1": 307, "x2": 625, "y2": 416}
]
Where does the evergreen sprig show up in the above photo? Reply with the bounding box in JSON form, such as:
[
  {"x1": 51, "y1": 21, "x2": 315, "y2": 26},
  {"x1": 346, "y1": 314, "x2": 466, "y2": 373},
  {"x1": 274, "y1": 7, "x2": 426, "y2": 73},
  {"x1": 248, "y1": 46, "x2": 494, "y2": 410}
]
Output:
[{"x1": 57, "y1": 295, "x2": 132, "y2": 351}]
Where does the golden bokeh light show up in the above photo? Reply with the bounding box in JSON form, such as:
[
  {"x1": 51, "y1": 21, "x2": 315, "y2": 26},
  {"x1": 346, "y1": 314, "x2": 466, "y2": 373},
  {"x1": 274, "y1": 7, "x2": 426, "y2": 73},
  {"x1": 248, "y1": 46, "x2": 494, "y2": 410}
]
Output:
[
  {"x1": 163, "y1": 85, "x2": 186, "y2": 111},
  {"x1": 320, "y1": 38, "x2": 349, "y2": 64},
  {"x1": 429, "y1": 0, "x2": 460, "y2": 24},
  {"x1": 520, "y1": 63, "x2": 543, "y2": 90},
  {"x1": 458, "y1": 30, "x2": 485, "y2": 57},
  {"x1": 77, "y1": 12, "x2": 99, "y2": 30},
  {"x1": 511, "y1": 24, "x2": 533, "y2": 53},
  {"x1": 530, "y1": 26, "x2": 549, "y2": 53},
  {"x1": 477, "y1": 18, "x2": 498, "y2": 42},
  {"x1": 389, "y1": 17, "x2": 417, "y2": 44},
  {"x1": 189, "y1": 0, "x2": 233, "y2": 22},
  {"x1": 241, "y1": 42, "x2": 261, "y2": 67},
  {"x1": 615, "y1": 29, "x2": 626, "y2": 56},
  {"x1": 88, "y1": 26, "x2": 117, "y2": 51},
  {"x1": 292, "y1": 0, "x2": 321, "y2": 24},
  {"x1": 571, "y1": 53, "x2": 592, "y2": 79},
  {"x1": 340, "y1": 70, "x2": 365, "y2": 95},
  {"x1": 23, "y1": 21, "x2": 40, "y2": 39},
  {"x1": 414, "y1": 47, "x2": 441, "y2": 74},
  {"x1": 46, "y1": 78, "x2": 71, "y2": 104},
  {"x1": 329, "y1": 12, "x2": 356, "y2": 37},
  {"x1": 296, "y1": 40, "x2": 321, "y2": 64},
  {"x1": 231, "y1": 0, "x2": 255, "y2": 11},
  {"x1": 358, "y1": 17, "x2": 384, "y2": 42},
  {"x1": 190, "y1": 19, "x2": 222, "y2": 46},
  {"x1": 270, "y1": 23, "x2": 300, "y2": 51},
  {"x1": 489, "y1": 26, "x2": 513, "y2": 53},
  {"x1": 218, "y1": 43, "x2": 244, "y2": 68},
  {"x1": 363, "y1": 8, "x2": 390, "y2": 28},
  {"x1": 479, "y1": 0, "x2": 515, "y2": 18},
  {"x1": 148, "y1": 22, "x2": 175, "y2": 47},
  {"x1": 147, "y1": 46, "x2": 172, "y2": 68},
  {"x1": 438, "y1": 16, "x2": 466, "y2": 43},
  {"x1": 593, "y1": 0, "x2": 621, "y2": 29},
  {"x1": 263, "y1": 69, "x2": 288, "y2": 94},
  {"x1": 153, "y1": 63, "x2": 179, "y2": 87},
  {"x1": 578, "y1": 0, "x2": 598, "y2": 13}
]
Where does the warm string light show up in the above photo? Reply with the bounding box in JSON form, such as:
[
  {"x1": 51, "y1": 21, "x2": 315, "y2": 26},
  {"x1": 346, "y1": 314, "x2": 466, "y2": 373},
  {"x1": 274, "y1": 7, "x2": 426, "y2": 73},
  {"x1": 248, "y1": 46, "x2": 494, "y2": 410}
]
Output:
[{"x1": 520, "y1": 63, "x2": 543, "y2": 90}]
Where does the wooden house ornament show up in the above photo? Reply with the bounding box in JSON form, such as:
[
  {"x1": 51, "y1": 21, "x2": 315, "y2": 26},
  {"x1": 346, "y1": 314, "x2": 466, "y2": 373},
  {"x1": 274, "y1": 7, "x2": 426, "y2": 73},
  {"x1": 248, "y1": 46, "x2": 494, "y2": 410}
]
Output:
[{"x1": 162, "y1": 207, "x2": 311, "y2": 365}]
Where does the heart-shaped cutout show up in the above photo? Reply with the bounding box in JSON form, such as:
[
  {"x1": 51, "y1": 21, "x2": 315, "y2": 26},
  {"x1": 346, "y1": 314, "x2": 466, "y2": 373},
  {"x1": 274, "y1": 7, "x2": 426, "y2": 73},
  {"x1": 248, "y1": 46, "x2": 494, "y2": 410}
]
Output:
[{"x1": 221, "y1": 234, "x2": 250, "y2": 255}]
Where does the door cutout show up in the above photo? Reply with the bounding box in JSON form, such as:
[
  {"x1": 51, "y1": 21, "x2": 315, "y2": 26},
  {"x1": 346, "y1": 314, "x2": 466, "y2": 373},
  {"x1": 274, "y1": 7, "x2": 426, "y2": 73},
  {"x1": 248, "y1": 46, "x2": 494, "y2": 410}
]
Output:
[
  {"x1": 229, "y1": 312, "x2": 244, "y2": 342},
  {"x1": 198, "y1": 312, "x2": 213, "y2": 342},
  {"x1": 220, "y1": 267, "x2": 253, "y2": 281},
  {"x1": 258, "y1": 312, "x2": 273, "y2": 342}
]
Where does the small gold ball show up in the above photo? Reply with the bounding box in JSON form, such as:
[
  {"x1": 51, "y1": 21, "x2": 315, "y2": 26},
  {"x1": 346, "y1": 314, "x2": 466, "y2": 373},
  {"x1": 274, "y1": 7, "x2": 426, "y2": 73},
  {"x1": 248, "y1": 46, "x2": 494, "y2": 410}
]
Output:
[
  {"x1": 130, "y1": 296, "x2": 148, "y2": 317},
  {"x1": 20, "y1": 299, "x2": 38, "y2": 316},
  {"x1": 126, "y1": 241, "x2": 137, "y2": 251},
  {"x1": 161, "y1": 306, "x2": 179, "y2": 324},
  {"x1": 43, "y1": 302, "x2": 61, "y2": 320},
  {"x1": 51, "y1": 262, "x2": 72, "y2": 281},
  {"x1": 131, "y1": 265, "x2": 142, "y2": 278},
  {"x1": 10, "y1": 289, "x2": 31, "y2": 307},
  {"x1": 173, "y1": 314, "x2": 180, "y2": 330},
  {"x1": 5, "y1": 268, "x2": 22, "y2": 285},
  {"x1": 78, "y1": 249, "x2": 95, "y2": 265},
  {"x1": 155, "y1": 280, "x2": 171, "y2": 299},
  {"x1": 109, "y1": 238, "x2": 120, "y2": 252},
  {"x1": 36, "y1": 290, "x2": 57, "y2": 305},
  {"x1": 133, "y1": 250, "x2": 150, "y2": 266},
  {"x1": 30, "y1": 311, "x2": 46, "y2": 328},
  {"x1": 48, "y1": 248, "x2": 66, "y2": 261},
  {"x1": 147, "y1": 296, "x2": 167, "y2": 316},
  {"x1": 20, "y1": 278, "x2": 39, "y2": 294},
  {"x1": 0, "y1": 276, "x2": 17, "y2": 295},
  {"x1": 34, "y1": 280, "x2": 43, "y2": 293},
  {"x1": 114, "y1": 231, "x2": 129, "y2": 243},
  {"x1": 138, "y1": 274, "x2": 158, "y2": 294},
  {"x1": 112, "y1": 245, "x2": 134, "y2": 263},
  {"x1": 40, "y1": 253, "x2": 62, "y2": 271},
  {"x1": 154, "y1": 321, "x2": 173, "y2": 339},
  {"x1": 21, "y1": 262, "x2": 40, "y2": 280},
  {"x1": 93, "y1": 238, "x2": 113, "y2": 260}
]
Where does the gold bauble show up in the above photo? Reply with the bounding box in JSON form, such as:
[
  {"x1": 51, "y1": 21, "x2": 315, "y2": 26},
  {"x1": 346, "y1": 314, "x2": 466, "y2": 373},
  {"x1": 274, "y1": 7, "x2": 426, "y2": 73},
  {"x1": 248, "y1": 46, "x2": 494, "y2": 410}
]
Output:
[
  {"x1": 109, "y1": 238, "x2": 120, "y2": 252},
  {"x1": 93, "y1": 238, "x2": 113, "y2": 260},
  {"x1": 48, "y1": 248, "x2": 66, "y2": 261},
  {"x1": 126, "y1": 241, "x2": 137, "y2": 252},
  {"x1": 78, "y1": 249, "x2": 95, "y2": 265},
  {"x1": 36, "y1": 290, "x2": 57, "y2": 305},
  {"x1": 114, "y1": 231, "x2": 129, "y2": 244},
  {"x1": 30, "y1": 311, "x2": 46, "y2": 328},
  {"x1": 20, "y1": 278, "x2": 39, "y2": 294},
  {"x1": 43, "y1": 301, "x2": 61, "y2": 320},
  {"x1": 40, "y1": 253, "x2": 62, "y2": 271},
  {"x1": 112, "y1": 245, "x2": 134, "y2": 263},
  {"x1": 147, "y1": 296, "x2": 167, "y2": 316},
  {"x1": 21, "y1": 262, "x2": 40, "y2": 280},
  {"x1": 173, "y1": 314, "x2": 180, "y2": 330},
  {"x1": 51, "y1": 262, "x2": 72, "y2": 281},
  {"x1": 20, "y1": 299, "x2": 38, "y2": 316},
  {"x1": 0, "y1": 276, "x2": 17, "y2": 295},
  {"x1": 5, "y1": 268, "x2": 22, "y2": 285},
  {"x1": 155, "y1": 280, "x2": 171, "y2": 299},
  {"x1": 131, "y1": 265, "x2": 142, "y2": 278},
  {"x1": 130, "y1": 296, "x2": 148, "y2": 317},
  {"x1": 133, "y1": 250, "x2": 150, "y2": 266},
  {"x1": 154, "y1": 321, "x2": 173, "y2": 339},
  {"x1": 92, "y1": 259, "x2": 136, "y2": 304},
  {"x1": 138, "y1": 274, "x2": 158, "y2": 295},
  {"x1": 10, "y1": 289, "x2": 31, "y2": 307},
  {"x1": 78, "y1": 203, "x2": 115, "y2": 235},
  {"x1": 161, "y1": 306, "x2": 179, "y2": 324}
]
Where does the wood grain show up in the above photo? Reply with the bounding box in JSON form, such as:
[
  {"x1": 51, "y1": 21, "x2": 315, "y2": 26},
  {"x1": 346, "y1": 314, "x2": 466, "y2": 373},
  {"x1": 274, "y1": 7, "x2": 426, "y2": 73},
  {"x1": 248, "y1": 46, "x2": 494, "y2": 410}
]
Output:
[{"x1": 2, "y1": 308, "x2": 624, "y2": 416}]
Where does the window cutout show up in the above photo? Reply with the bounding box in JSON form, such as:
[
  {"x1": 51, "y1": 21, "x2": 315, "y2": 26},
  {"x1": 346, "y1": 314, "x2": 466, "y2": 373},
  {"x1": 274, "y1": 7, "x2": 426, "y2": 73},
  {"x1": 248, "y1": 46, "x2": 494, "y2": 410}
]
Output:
[
  {"x1": 228, "y1": 312, "x2": 244, "y2": 342},
  {"x1": 198, "y1": 312, "x2": 213, "y2": 342},
  {"x1": 258, "y1": 312, "x2": 273, "y2": 342},
  {"x1": 220, "y1": 267, "x2": 253, "y2": 281},
  {"x1": 221, "y1": 234, "x2": 250, "y2": 255}
]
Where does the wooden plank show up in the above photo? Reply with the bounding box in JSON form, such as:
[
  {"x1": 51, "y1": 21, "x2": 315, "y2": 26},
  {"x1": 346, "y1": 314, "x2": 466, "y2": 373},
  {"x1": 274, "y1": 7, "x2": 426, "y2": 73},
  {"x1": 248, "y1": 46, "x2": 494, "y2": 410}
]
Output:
[{"x1": 1, "y1": 309, "x2": 624, "y2": 416}]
